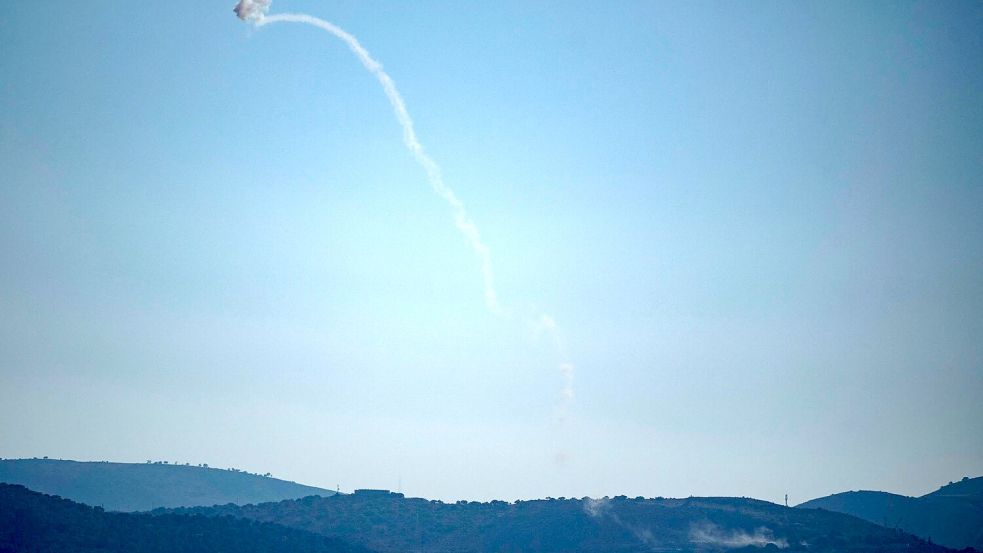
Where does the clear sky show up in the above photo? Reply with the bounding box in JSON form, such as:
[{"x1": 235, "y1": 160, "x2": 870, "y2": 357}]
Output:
[{"x1": 1, "y1": 1, "x2": 981, "y2": 504}]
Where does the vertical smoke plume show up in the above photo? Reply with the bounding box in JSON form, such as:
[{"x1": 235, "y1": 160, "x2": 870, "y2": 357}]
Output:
[
  {"x1": 234, "y1": 1, "x2": 574, "y2": 425},
  {"x1": 535, "y1": 315, "x2": 576, "y2": 423},
  {"x1": 583, "y1": 498, "x2": 659, "y2": 548}
]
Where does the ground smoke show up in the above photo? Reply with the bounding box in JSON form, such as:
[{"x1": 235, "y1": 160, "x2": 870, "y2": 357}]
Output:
[
  {"x1": 583, "y1": 498, "x2": 660, "y2": 549},
  {"x1": 690, "y1": 522, "x2": 788, "y2": 549}
]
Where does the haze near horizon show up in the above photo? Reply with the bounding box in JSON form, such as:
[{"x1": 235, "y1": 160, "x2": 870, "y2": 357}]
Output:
[{"x1": 1, "y1": 0, "x2": 980, "y2": 504}]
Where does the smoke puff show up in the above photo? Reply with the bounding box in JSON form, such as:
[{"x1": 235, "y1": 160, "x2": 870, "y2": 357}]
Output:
[
  {"x1": 583, "y1": 497, "x2": 611, "y2": 518},
  {"x1": 234, "y1": 0, "x2": 271, "y2": 22},
  {"x1": 690, "y1": 522, "x2": 788, "y2": 549},
  {"x1": 583, "y1": 498, "x2": 660, "y2": 547}
]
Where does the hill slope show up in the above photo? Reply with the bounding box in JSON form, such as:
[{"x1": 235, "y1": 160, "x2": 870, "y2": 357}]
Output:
[
  {"x1": 797, "y1": 477, "x2": 983, "y2": 550},
  {"x1": 925, "y1": 477, "x2": 983, "y2": 499},
  {"x1": 0, "y1": 458, "x2": 333, "y2": 512},
  {"x1": 167, "y1": 491, "x2": 958, "y2": 552},
  {"x1": 0, "y1": 483, "x2": 370, "y2": 553}
]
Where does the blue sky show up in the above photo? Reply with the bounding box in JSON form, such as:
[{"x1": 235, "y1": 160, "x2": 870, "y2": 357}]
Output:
[{"x1": 1, "y1": 0, "x2": 981, "y2": 503}]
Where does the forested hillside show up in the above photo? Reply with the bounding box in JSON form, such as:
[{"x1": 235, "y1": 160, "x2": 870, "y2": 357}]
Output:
[
  {"x1": 167, "y1": 491, "x2": 962, "y2": 552},
  {"x1": 798, "y1": 476, "x2": 983, "y2": 550},
  {"x1": 0, "y1": 483, "x2": 369, "y2": 553}
]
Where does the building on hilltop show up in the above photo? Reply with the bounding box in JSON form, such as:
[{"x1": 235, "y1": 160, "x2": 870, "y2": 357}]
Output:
[{"x1": 354, "y1": 489, "x2": 404, "y2": 498}]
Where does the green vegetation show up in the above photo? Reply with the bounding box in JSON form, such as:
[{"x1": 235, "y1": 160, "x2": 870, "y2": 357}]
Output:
[
  {"x1": 4, "y1": 458, "x2": 978, "y2": 552},
  {"x1": 165, "y1": 492, "x2": 963, "y2": 552},
  {"x1": 0, "y1": 483, "x2": 369, "y2": 553},
  {"x1": 797, "y1": 476, "x2": 983, "y2": 550}
]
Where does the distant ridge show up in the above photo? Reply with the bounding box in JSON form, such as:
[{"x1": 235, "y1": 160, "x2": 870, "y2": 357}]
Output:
[
  {"x1": 0, "y1": 458, "x2": 334, "y2": 512},
  {"x1": 926, "y1": 476, "x2": 983, "y2": 499},
  {"x1": 168, "y1": 493, "x2": 958, "y2": 552},
  {"x1": 797, "y1": 476, "x2": 983, "y2": 550},
  {"x1": 0, "y1": 483, "x2": 369, "y2": 553}
]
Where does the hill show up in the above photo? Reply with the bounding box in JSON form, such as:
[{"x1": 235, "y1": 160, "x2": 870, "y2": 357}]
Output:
[
  {"x1": 797, "y1": 491, "x2": 918, "y2": 529},
  {"x1": 165, "y1": 490, "x2": 960, "y2": 552},
  {"x1": 797, "y1": 477, "x2": 983, "y2": 550},
  {"x1": 0, "y1": 458, "x2": 333, "y2": 512},
  {"x1": 0, "y1": 483, "x2": 370, "y2": 553},
  {"x1": 926, "y1": 477, "x2": 983, "y2": 499}
]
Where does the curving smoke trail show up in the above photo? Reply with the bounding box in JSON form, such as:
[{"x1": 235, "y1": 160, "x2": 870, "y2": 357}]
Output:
[
  {"x1": 234, "y1": 1, "x2": 574, "y2": 429},
  {"x1": 249, "y1": 10, "x2": 501, "y2": 315}
]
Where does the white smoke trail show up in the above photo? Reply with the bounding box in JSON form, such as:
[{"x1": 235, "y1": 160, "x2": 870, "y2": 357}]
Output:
[
  {"x1": 535, "y1": 315, "x2": 576, "y2": 423},
  {"x1": 235, "y1": 2, "x2": 575, "y2": 426},
  {"x1": 249, "y1": 11, "x2": 501, "y2": 315},
  {"x1": 583, "y1": 496, "x2": 611, "y2": 518}
]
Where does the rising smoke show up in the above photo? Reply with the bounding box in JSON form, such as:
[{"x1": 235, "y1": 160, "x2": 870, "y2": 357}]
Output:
[
  {"x1": 583, "y1": 497, "x2": 611, "y2": 518},
  {"x1": 585, "y1": 499, "x2": 789, "y2": 550},
  {"x1": 582, "y1": 498, "x2": 659, "y2": 548},
  {"x1": 535, "y1": 315, "x2": 575, "y2": 420},
  {"x1": 234, "y1": 1, "x2": 575, "y2": 430},
  {"x1": 689, "y1": 522, "x2": 788, "y2": 549}
]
